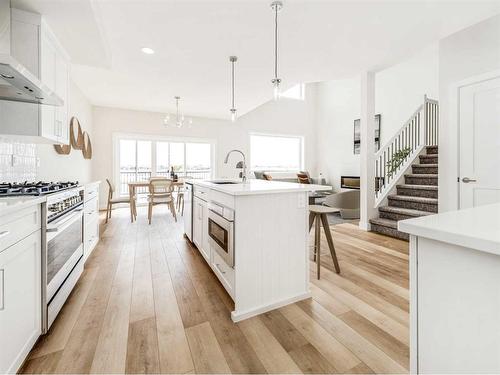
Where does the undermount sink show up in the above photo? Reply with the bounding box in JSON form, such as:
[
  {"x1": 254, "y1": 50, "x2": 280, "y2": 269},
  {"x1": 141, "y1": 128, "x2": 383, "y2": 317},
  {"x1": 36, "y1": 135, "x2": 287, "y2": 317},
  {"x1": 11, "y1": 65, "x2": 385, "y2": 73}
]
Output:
[{"x1": 208, "y1": 180, "x2": 242, "y2": 185}]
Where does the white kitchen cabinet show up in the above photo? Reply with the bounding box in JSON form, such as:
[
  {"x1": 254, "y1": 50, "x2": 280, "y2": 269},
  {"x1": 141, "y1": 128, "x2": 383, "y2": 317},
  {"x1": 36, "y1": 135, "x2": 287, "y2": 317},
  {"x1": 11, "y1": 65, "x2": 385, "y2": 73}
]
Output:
[
  {"x1": 193, "y1": 196, "x2": 210, "y2": 262},
  {"x1": 39, "y1": 22, "x2": 70, "y2": 144},
  {"x1": 84, "y1": 183, "x2": 100, "y2": 262},
  {"x1": 0, "y1": 230, "x2": 42, "y2": 374},
  {"x1": 1, "y1": 9, "x2": 70, "y2": 144}
]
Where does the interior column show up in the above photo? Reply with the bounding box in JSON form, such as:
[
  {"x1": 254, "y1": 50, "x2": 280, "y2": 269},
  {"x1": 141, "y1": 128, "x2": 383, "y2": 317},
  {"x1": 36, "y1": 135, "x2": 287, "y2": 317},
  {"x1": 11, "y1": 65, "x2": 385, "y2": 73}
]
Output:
[{"x1": 359, "y1": 71, "x2": 377, "y2": 230}]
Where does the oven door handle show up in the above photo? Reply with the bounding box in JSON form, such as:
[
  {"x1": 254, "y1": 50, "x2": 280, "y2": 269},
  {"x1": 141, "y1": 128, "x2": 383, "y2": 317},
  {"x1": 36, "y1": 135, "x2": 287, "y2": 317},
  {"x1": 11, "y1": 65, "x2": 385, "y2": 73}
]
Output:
[{"x1": 47, "y1": 209, "x2": 83, "y2": 233}]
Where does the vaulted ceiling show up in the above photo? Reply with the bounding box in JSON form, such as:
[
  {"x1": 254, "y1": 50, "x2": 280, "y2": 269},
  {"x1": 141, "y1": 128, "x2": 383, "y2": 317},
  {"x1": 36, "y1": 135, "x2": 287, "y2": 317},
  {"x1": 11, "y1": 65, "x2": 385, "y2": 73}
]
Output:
[{"x1": 12, "y1": 0, "x2": 500, "y2": 119}]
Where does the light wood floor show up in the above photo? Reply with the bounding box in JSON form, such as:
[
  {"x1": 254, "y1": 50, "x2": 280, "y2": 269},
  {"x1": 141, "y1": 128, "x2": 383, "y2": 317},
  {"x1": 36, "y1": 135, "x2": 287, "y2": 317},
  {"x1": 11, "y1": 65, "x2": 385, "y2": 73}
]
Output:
[{"x1": 21, "y1": 206, "x2": 409, "y2": 374}]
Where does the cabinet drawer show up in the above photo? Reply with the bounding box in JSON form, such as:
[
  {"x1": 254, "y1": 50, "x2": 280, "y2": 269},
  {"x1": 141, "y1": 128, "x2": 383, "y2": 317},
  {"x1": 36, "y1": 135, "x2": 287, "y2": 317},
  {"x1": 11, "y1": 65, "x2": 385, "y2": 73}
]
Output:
[
  {"x1": 84, "y1": 196, "x2": 99, "y2": 217},
  {"x1": 84, "y1": 215, "x2": 99, "y2": 261},
  {"x1": 211, "y1": 249, "x2": 234, "y2": 299},
  {"x1": 84, "y1": 184, "x2": 99, "y2": 202},
  {"x1": 210, "y1": 190, "x2": 234, "y2": 209},
  {"x1": 0, "y1": 230, "x2": 41, "y2": 373},
  {"x1": 0, "y1": 204, "x2": 41, "y2": 253},
  {"x1": 193, "y1": 185, "x2": 209, "y2": 201}
]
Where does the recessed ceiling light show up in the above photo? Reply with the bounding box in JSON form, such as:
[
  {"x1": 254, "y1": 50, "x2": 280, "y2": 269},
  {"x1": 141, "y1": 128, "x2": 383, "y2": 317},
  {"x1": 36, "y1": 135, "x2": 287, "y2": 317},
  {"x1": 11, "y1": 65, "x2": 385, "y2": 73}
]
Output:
[{"x1": 141, "y1": 47, "x2": 155, "y2": 55}]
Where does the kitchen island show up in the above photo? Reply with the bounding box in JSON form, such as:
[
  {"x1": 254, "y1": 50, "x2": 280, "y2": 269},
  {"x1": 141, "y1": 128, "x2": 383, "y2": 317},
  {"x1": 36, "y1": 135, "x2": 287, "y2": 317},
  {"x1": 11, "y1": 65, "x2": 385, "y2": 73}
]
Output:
[
  {"x1": 186, "y1": 179, "x2": 331, "y2": 322},
  {"x1": 399, "y1": 203, "x2": 500, "y2": 374}
]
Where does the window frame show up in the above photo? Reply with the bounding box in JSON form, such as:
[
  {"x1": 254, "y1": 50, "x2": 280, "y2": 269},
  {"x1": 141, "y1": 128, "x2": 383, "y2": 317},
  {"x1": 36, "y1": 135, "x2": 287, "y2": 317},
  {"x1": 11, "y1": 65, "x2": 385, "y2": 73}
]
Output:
[
  {"x1": 113, "y1": 132, "x2": 216, "y2": 196},
  {"x1": 249, "y1": 132, "x2": 305, "y2": 173}
]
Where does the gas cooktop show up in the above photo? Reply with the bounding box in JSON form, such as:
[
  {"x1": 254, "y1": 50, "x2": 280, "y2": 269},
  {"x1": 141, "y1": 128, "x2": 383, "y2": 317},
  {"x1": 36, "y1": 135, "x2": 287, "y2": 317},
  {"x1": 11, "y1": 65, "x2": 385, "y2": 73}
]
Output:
[{"x1": 0, "y1": 181, "x2": 80, "y2": 197}]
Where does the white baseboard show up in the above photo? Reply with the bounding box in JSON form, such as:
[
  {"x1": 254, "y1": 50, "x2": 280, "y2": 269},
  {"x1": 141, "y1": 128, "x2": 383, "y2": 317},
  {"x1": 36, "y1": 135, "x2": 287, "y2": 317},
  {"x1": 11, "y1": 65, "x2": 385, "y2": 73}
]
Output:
[{"x1": 231, "y1": 291, "x2": 312, "y2": 322}]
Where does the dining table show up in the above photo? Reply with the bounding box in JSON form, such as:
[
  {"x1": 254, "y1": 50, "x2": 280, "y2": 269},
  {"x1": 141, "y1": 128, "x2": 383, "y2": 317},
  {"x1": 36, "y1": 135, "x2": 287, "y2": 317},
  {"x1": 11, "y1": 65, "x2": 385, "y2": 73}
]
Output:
[{"x1": 128, "y1": 179, "x2": 185, "y2": 222}]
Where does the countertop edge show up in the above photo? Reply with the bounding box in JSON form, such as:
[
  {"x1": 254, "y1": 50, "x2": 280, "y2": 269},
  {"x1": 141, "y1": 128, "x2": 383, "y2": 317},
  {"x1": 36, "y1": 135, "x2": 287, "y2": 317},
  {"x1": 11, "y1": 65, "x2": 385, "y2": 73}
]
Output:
[
  {"x1": 398, "y1": 220, "x2": 500, "y2": 256},
  {"x1": 189, "y1": 180, "x2": 332, "y2": 196},
  {"x1": 0, "y1": 196, "x2": 47, "y2": 217}
]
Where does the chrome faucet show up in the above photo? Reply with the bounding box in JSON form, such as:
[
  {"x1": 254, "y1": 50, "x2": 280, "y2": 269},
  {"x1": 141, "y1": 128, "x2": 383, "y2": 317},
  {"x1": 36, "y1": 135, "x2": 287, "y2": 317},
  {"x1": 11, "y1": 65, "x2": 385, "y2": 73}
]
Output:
[{"x1": 224, "y1": 149, "x2": 247, "y2": 182}]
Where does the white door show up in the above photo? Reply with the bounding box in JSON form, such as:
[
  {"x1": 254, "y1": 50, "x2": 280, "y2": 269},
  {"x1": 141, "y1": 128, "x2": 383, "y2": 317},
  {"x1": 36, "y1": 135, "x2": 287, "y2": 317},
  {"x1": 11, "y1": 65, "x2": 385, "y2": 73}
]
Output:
[{"x1": 459, "y1": 76, "x2": 500, "y2": 209}]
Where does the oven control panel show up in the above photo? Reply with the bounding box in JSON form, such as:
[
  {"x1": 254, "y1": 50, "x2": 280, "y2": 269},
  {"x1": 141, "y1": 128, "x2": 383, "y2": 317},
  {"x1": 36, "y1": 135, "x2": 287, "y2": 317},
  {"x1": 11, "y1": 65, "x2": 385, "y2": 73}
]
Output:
[{"x1": 46, "y1": 188, "x2": 84, "y2": 222}]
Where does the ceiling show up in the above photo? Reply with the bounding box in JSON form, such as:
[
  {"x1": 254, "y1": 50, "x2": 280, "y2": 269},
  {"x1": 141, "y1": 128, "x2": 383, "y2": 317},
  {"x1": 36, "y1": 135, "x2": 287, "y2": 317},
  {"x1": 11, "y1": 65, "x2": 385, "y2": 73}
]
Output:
[{"x1": 12, "y1": 0, "x2": 500, "y2": 120}]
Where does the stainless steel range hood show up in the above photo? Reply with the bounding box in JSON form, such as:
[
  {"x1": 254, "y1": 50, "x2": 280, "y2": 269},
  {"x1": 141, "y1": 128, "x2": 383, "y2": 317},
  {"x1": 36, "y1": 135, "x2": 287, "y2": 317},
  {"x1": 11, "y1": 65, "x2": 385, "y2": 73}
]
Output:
[{"x1": 0, "y1": 0, "x2": 63, "y2": 106}]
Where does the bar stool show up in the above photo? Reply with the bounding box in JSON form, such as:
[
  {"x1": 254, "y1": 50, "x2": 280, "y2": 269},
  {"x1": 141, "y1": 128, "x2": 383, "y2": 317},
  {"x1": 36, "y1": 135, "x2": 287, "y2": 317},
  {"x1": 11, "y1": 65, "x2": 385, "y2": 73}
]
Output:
[{"x1": 308, "y1": 205, "x2": 341, "y2": 279}]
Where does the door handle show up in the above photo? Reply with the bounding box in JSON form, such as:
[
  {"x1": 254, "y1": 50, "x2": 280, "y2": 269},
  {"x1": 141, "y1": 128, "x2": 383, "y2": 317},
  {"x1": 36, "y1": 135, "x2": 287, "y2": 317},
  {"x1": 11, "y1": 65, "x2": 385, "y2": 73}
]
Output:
[
  {"x1": 0, "y1": 231, "x2": 9, "y2": 239},
  {"x1": 462, "y1": 177, "x2": 477, "y2": 183}
]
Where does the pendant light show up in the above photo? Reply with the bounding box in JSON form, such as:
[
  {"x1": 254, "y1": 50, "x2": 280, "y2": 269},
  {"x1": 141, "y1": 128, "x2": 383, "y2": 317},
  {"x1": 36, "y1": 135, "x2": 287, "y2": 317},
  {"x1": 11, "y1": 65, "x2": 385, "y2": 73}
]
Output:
[
  {"x1": 270, "y1": 1, "x2": 283, "y2": 100},
  {"x1": 229, "y1": 56, "x2": 238, "y2": 122},
  {"x1": 163, "y1": 96, "x2": 192, "y2": 128}
]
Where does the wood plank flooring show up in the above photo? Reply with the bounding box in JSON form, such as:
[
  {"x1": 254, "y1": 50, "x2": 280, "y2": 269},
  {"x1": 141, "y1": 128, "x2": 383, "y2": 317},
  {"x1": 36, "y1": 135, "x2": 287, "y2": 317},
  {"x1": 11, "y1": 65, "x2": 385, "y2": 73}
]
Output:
[{"x1": 21, "y1": 206, "x2": 409, "y2": 374}]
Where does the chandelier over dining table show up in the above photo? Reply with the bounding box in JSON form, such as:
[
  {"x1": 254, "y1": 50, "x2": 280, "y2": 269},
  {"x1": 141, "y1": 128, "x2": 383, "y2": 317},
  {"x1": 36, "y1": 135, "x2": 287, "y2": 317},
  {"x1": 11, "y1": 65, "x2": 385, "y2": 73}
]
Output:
[{"x1": 163, "y1": 96, "x2": 192, "y2": 128}]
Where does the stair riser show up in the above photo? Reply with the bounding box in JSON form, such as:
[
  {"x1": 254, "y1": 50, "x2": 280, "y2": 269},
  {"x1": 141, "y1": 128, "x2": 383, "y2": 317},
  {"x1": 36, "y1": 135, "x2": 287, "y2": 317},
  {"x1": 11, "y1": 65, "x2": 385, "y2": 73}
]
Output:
[
  {"x1": 412, "y1": 165, "x2": 438, "y2": 174},
  {"x1": 396, "y1": 187, "x2": 438, "y2": 199},
  {"x1": 379, "y1": 210, "x2": 417, "y2": 221},
  {"x1": 426, "y1": 146, "x2": 438, "y2": 155},
  {"x1": 370, "y1": 223, "x2": 409, "y2": 241},
  {"x1": 388, "y1": 198, "x2": 438, "y2": 213},
  {"x1": 419, "y1": 155, "x2": 438, "y2": 164},
  {"x1": 405, "y1": 175, "x2": 438, "y2": 186}
]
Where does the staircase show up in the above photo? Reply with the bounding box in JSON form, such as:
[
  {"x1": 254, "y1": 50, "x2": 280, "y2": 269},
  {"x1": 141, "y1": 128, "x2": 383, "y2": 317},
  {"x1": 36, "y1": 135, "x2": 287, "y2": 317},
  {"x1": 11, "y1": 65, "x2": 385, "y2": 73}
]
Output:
[
  {"x1": 369, "y1": 96, "x2": 439, "y2": 241},
  {"x1": 370, "y1": 145, "x2": 438, "y2": 240}
]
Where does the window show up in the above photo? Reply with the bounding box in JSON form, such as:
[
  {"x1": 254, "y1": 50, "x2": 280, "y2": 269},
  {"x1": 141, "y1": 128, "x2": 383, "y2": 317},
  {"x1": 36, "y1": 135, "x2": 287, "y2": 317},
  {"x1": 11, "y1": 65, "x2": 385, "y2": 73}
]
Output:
[
  {"x1": 116, "y1": 135, "x2": 213, "y2": 196},
  {"x1": 281, "y1": 83, "x2": 305, "y2": 100},
  {"x1": 250, "y1": 133, "x2": 303, "y2": 172},
  {"x1": 119, "y1": 139, "x2": 152, "y2": 195}
]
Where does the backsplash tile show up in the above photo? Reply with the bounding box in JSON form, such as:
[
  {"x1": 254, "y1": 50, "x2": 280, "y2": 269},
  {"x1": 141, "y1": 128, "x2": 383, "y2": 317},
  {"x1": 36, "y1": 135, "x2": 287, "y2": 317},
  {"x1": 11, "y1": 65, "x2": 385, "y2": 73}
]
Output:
[{"x1": 0, "y1": 138, "x2": 38, "y2": 182}]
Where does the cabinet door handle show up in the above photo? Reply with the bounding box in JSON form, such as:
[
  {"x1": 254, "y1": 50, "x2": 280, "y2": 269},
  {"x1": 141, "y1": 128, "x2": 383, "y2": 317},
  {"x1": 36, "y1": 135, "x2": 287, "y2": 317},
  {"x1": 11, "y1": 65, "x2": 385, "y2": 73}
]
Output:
[
  {"x1": 0, "y1": 269, "x2": 4, "y2": 311},
  {"x1": 0, "y1": 231, "x2": 9, "y2": 239}
]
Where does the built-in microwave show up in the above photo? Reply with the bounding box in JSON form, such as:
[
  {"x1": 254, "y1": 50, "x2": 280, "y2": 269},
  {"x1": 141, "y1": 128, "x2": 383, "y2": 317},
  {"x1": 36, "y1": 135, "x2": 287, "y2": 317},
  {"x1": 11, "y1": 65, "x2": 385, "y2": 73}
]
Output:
[{"x1": 207, "y1": 202, "x2": 234, "y2": 268}]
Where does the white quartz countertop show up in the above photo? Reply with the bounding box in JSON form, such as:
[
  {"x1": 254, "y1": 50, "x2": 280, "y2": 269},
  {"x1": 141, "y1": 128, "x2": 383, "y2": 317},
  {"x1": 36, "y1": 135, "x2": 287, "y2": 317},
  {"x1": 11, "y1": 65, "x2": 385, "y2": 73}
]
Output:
[
  {"x1": 398, "y1": 203, "x2": 500, "y2": 256},
  {"x1": 188, "y1": 179, "x2": 332, "y2": 196},
  {"x1": 0, "y1": 195, "x2": 47, "y2": 216}
]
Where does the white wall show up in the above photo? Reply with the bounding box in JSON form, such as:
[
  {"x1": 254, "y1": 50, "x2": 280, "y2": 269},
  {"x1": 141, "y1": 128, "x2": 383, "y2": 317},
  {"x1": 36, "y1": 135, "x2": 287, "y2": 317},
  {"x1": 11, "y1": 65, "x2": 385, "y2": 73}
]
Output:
[
  {"x1": 316, "y1": 44, "x2": 439, "y2": 191},
  {"x1": 438, "y1": 15, "x2": 500, "y2": 212},
  {"x1": 91, "y1": 85, "x2": 317, "y2": 206},
  {"x1": 376, "y1": 43, "x2": 439, "y2": 145}
]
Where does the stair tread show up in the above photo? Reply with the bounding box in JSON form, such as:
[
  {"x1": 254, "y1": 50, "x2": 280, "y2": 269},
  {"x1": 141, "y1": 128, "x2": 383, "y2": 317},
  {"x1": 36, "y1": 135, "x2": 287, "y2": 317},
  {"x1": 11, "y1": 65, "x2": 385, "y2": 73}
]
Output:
[
  {"x1": 413, "y1": 164, "x2": 438, "y2": 168},
  {"x1": 370, "y1": 218, "x2": 398, "y2": 229},
  {"x1": 379, "y1": 205, "x2": 434, "y2": 217},
  {"x1": 397, "y1": 184, "x2": 438, "y2": 190},
  {"x1": 388, "y1": 194, "x2": 438, "y2": 204},
  {"x1": 405, "y1": 173, "x2": 438, "y2": 178},
  {"x1": 420, "y1": 154, "x2": 438, "y2": 158}
]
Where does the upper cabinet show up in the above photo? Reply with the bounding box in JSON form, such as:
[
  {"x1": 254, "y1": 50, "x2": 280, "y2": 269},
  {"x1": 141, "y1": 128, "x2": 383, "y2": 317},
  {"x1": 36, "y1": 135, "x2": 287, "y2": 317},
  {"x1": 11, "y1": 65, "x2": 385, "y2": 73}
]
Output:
[{"x1": 0, "y1": 8, "x2": 70, "y2": 145}]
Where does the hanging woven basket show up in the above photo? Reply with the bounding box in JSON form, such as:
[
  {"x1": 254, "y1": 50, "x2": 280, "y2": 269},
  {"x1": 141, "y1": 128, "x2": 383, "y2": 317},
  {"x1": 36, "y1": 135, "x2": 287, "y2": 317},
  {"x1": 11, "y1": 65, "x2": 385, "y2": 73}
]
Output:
[
  {"x1": 70, "y1": 117, "x2": 84, "y2": 150},
  {"x1": 82, "y1": 131, "x2": 92, "y2": 159}
]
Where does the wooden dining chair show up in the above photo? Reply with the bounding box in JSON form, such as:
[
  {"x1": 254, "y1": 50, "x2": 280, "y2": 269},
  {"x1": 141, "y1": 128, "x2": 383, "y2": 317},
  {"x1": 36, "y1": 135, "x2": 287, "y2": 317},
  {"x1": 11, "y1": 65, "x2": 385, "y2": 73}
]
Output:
[
  {"x1": 176, "y1": 185, "x2": 185, "y2": 215},
  {"x1": 106, "y1": 178, "x2": 136, "y2": 223},
  {"x1": 147, "y1": 178, "x2": 177, "y2": 224}
]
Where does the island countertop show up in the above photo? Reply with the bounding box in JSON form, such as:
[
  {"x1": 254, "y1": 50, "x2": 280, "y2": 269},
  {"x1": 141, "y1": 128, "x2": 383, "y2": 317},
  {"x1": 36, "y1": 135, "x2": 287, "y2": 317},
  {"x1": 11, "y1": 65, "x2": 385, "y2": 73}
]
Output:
[
  {"x1": 188, "y1": 179, "x2": 332, "y2": 196},
  {"x1": 398, "y1": 203, "x2": 500, "y2": 256}
]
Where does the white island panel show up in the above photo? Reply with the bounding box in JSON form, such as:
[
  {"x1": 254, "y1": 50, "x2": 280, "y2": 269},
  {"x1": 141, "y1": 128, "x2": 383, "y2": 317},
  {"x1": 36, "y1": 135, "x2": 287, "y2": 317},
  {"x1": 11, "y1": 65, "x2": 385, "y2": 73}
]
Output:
[{"x1": 232, "y1": 191, "x2": 310, "y2": 321}]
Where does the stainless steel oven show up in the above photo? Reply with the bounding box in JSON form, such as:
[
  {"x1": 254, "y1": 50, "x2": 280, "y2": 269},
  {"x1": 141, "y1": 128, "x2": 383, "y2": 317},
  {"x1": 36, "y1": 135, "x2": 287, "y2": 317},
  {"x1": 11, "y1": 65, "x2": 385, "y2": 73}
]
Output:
[
  {"x1": 42, "y1": 187, "x2": 84, "y2": 332},
  {"x1": 207, "y1": 202, "x2": 234, "y2": 268}
]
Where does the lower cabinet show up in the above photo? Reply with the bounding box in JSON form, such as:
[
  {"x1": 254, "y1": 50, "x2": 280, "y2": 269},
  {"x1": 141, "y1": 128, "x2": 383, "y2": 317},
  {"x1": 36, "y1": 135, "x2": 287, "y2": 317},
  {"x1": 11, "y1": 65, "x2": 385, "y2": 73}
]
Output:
[
  {"x1": 193, "y1": 196, "x2": 210, "y2": 262},
  {"x1": 0, "y1": 230, "x2": 41, "y2": 374},
  {"x1": 84, "y1": 184, "x2": 100, "y2": 262}
]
